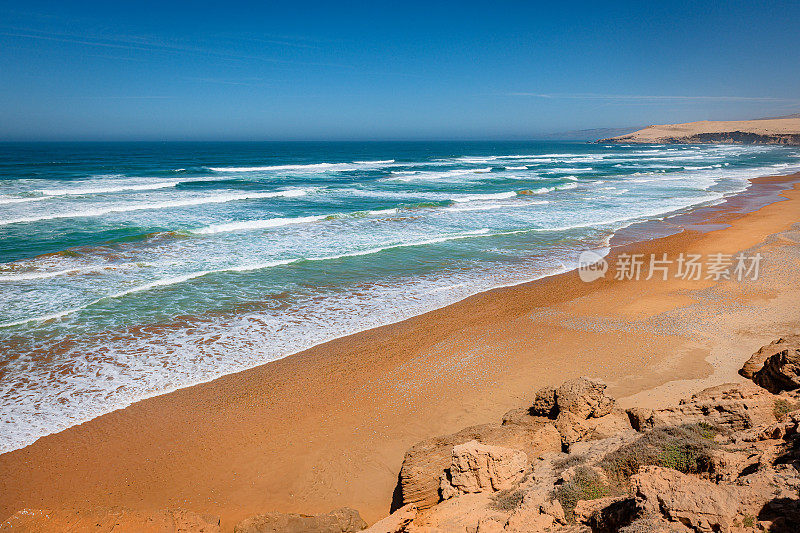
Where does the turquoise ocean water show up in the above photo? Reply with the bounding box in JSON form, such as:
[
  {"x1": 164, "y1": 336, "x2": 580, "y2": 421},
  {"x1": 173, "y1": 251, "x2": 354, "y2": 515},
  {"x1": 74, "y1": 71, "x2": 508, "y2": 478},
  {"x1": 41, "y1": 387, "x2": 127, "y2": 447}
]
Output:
[{"x1": 1, "y1": 141, "x2": 799, "y2": 452}]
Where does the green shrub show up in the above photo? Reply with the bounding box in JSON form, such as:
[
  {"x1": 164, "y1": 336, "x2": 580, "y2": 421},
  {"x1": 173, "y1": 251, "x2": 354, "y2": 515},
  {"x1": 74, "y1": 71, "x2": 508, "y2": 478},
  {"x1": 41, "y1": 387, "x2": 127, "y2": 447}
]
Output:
[
  {"x1": 553, "y1": 466, "x2": 610, "y2": 522},
  {"x1": 600, "y1": 423, "x2": 719, "y2": 482},
  {"x1": 490, "y1": 488, "x2": 525, "y2": 511},
  {"x1": 773, "y1": 399, "x2": 800, "y2": 421}
]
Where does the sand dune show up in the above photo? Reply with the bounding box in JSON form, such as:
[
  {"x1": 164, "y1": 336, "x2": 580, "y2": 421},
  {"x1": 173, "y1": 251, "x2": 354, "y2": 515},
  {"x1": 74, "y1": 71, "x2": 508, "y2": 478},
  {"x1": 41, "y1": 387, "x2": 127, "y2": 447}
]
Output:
[{"x1": 599, "y1": 114, "x2": 800, "y2": 145}]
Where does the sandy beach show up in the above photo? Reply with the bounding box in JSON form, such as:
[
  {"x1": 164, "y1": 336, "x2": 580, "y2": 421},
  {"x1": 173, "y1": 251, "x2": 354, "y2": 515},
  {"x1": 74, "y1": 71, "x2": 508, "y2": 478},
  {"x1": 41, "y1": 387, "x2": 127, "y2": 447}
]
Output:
[{"x1": 2, "y1": 173, "x2": 799, "y2": 531}]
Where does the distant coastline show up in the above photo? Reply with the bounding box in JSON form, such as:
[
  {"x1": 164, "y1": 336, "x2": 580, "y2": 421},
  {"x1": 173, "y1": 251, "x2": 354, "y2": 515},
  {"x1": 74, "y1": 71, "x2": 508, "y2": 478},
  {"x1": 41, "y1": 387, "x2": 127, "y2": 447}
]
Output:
[{"x1": 598, "y1": 113, "x2": 800, "y2": 146}]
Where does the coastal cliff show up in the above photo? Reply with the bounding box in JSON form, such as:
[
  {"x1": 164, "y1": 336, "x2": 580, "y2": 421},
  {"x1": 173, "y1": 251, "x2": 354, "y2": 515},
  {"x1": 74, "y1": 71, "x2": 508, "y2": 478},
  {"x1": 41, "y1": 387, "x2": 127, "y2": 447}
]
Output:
[{"x1": 598, "y1": 115, "x2": 800, "y2": 146}]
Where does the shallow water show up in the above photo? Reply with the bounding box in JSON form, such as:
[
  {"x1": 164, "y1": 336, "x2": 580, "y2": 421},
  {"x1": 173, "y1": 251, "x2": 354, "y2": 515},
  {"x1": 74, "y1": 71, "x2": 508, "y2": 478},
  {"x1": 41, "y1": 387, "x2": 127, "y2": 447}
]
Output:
[{"x1": 1, "y1": 140, "x2": 799, "y2": 452}]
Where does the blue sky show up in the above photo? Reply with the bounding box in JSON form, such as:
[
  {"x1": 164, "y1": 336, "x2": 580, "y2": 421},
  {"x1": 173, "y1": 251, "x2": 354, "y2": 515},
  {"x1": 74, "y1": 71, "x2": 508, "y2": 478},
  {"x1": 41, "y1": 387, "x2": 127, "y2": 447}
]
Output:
[{"x1": 1, "y1": 1, "x2": 798, "y2": 140}]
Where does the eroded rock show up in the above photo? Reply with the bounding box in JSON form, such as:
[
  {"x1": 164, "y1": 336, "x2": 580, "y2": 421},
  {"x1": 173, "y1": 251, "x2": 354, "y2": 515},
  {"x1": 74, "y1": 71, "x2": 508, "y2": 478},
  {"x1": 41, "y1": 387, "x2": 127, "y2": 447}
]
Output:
[
  {"x1": 504, "y1": 491, "x2": 566, "y2": 531},
  {"x1": 440, "y1": 440, "x2": 527, "y2": 499},
  {"x1": 628, "y1": 382, "x2": 777, "y2": 431},
  {"x1": 361, "y1": 504, "x2": 417, "y2": 533},
  {"x1": 573, "y1": 496, "x2": 635, "y2": 533},
  {"x1": 531, "y1": 385, "x2": 558, "y2": 417},
  {"x1": 397, "y1": 422, "x2": 560, "y2": 509},
  {"x1": 752, "y1": 343, "x2": 800, "y2": 393},
  {"x1": 631, "y1": 465, "x2": 741, "y2": 532},
  {"x1": 740, "y1": 337, "x2": 800, "y2": 379},
  {"x1": 553, "y1": 378, "x2": 615, "y2": 420}
]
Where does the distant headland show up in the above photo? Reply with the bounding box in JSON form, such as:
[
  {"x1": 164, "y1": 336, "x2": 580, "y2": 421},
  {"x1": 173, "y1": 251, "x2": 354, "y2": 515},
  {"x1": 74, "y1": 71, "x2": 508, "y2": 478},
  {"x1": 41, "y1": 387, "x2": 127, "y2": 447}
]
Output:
[{"x1": 598, "y1": 113, "x2": 800, "y2": 145}]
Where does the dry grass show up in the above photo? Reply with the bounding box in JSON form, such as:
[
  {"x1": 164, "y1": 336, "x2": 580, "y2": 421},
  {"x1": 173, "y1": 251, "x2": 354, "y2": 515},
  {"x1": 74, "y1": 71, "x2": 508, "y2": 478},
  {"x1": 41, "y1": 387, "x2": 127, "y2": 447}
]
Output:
[
  {"x1": 553, "y1": 466, "x2": 612, "y2": 522},
  {"x1": 773, "y1": 399, "x2": 800, "y2": 421},
  {"x1": 599, "y1": 423, "x2": 719, "y2": 482},
  {"x1": 490, "y1": 488, "x2": 525, "y2": 511}
]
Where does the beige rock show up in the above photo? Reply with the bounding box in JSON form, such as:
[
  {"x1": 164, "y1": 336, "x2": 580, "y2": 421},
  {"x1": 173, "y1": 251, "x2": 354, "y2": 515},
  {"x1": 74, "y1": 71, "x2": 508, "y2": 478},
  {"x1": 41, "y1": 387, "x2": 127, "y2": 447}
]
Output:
[
  {"x1": 708, "y1": 448, "x2": 762, "y2": 482},
  {"x1": 476, "y1": 516, "x2": 505, "y2": 533},
  {"x1": 504, "y1": 491, "x2": 566, "y2": 532},
  {"x1": 631, "y1": 465, "x2": 741, "y2": 532},
  {"x1": 573, "y1": 496, "x2": 635, "y2": 532},
  {"x1": 531, "y1": 385, "x2": 558, "y2": 417},
  {"x1": 397, "y1": 422, "x2": 560, "y2": 509},
  {"x1": 752, "y1": 343, "x2": 800, "y2": 393},
  {"x1": 581, "y1": 410, "x2": 633, "y2": 440},
  {"x1": 734, "y1": 408, "x2": 800, "y2": 442},
  {"x1": 619, "y1": 515, "x2": 693, "y2": 532},
  {"x1": 734, "y1": 463, "x2": 800, "y2": 517},
  {"x1": 0, "y1": 507, "x2": 220, "y2": 533},
  {"x1": 361, "y1": 505, "x2": 417, "y2": 533},
  {"x1": 233, "y1": 507, "x2": 366, "y2": 533},
  {"x1": 555, "y1": 411, "x2": 592, "y2": 447},
  {"x1": 440, "y1": 440, "x2": 527, "y2": 498},
  {"x1": 639, "y1": 383, "x2": 777, "y2": 431},
  {"x1": 626, "y1": 407, "x2": 656, "y2": 432},
  {"x1": 597, "y1": 117, "x2": 800, "y2": 146},
  {"x1": 739, "y1": 337, "x2": 800, "y2": 379},
  {"x1": 404, "y1": 493, "x2": 497, "y2": 533},
  {"x1": 567, "y1": 430, "x2": 640, "y2": 460},
  {"x1": 554, "y1": 378, "x2": 615, "y2": 419}
]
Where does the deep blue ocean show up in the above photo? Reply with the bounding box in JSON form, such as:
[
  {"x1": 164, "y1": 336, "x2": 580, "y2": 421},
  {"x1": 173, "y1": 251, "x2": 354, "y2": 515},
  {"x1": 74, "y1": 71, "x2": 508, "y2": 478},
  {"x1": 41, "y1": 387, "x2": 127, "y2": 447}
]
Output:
[{"x1": 1, "y1": 141, "x2": 799, "y2": 452}]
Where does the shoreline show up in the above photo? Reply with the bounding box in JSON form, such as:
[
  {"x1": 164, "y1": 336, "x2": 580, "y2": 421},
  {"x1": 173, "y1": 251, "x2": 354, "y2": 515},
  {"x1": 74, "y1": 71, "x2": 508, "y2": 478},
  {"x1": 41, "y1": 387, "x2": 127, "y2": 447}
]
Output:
[
  {"x1": 1, "y1": 165, "x2": 773, "y2": 456},
  {"x1": 2, "y1": 172, "x2": 800, "y2": 530}
]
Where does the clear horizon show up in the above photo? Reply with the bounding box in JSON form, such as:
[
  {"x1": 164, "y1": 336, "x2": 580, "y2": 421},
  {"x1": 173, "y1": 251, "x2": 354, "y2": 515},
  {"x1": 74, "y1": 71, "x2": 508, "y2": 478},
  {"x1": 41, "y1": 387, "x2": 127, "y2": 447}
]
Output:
[{"x1": 1, "y1": 0, "x2": 799, "y2": 141}]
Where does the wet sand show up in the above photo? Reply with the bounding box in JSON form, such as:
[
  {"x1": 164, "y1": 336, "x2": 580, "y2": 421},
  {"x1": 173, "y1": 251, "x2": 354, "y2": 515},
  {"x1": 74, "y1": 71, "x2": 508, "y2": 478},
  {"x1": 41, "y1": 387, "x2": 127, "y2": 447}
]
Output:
[{"x1": 2, "y1": 174, "x2": 800, "y2": 530}]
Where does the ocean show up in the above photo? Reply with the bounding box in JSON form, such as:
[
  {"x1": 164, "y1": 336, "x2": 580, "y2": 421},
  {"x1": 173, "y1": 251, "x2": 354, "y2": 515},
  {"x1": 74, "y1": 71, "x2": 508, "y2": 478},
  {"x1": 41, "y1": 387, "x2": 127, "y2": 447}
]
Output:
[{"x1": 1, "y1": 140, "x2": 799, "y2": 453}]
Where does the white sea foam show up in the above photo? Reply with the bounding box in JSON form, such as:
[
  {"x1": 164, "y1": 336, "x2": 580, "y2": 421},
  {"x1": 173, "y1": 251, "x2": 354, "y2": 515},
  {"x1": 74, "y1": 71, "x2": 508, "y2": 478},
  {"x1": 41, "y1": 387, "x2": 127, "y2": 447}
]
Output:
[
  {"x1": 208, "y1": 163, "x2": 353, "y2": 172},
  {"x1": 527, "y1": 183, "x2": 579, "y2": 194},
  {"x1": 110, "y1": 271, "x2": 213, "y2": 298},
  {"x1": 446, "y1": 200, "x2": 548, "y2": 212},
  {"x1": 195, "y1": 215, "x2": 327, "y2": 234},
  {"x1": 451, "y1": 191, "x2": 517, "y2": 202},
  {"x1": 0, "y1": 263, "x2": 139, "y2": 281},
  {"x1": 505, "y1": 166, "x2": 528, "y2": 170},
  {"x1": 0, "y1": 190, "x2": 309, "y2": 226},
  {"x1": 0, "y1": 196, "x2": 48, "y2": 205},
  {"x1": 0, "y1": 229, "x2": 496, "y2": 329},
  {"x1": 39, "y1": 181, "x2": 179, "y2": 196},
  {"x1": 544, "y1": 167, "x2": 593, "y2": 173},
  {"x1": 209, "y1": 160, "x2": 395, "y2": 172}
]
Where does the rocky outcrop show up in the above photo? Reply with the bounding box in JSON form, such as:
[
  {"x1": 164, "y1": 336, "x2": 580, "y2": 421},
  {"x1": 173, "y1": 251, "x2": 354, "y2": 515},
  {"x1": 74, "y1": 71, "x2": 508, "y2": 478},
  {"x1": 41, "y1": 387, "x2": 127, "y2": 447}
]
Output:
[
  {"x1": 752, "y1": 342, "x2": 800, "y2": 393},
  {"x1": 504, "y1": 492, "x2": 566, "y2": 531},
  {"x1": 233, "y1": 507, "x2": 367, "y2": 533},
  {"x1": 631, "y1": 466, "x2": 741, "y2": 532},
  {"x1": 395, "y1": 378, "x2": 622, "y2": 511},
  {"x1": 739, "y1": 337, "x2": 800, "y2": 379},
  {"x1": 626, "y1": 382, "x2": 778, "y2": 431},
  {"x1": 553, "y1": 378, "x2": 615, "y2": 420},
  {"x1": 376, "y1": 361, "x2": 800, "y2": 533},
  {"x1": 396, "y1": 419, "x2": 561, "y2": 510},
  {"x1": 440, "y1": 440, "x2": 528, "y2": 499},
  {"x1": 361, "y1": 505, "x2": 416, "y2": 533},
  {"x1": 530, "y1": 385, "x2": 558, "y2": 417},
  {"x1": 0, "y1": 507, "x2": 220, "y2": 533},
  {"x1": 574, "y1": 496, "x2": 635, "y2": 532}
]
